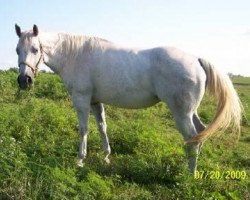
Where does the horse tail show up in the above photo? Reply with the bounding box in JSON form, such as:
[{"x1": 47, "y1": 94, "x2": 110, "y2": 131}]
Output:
[{"x1": 189, "y1": 58, "x2": 243, "y2": 143}]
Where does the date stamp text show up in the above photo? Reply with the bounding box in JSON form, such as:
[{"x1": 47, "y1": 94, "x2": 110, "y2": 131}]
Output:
[{"x1": 194, "y1": 170, "x2": 247, "y2": 180}]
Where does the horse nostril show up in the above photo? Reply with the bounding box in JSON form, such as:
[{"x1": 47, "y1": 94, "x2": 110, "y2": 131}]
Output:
[
  {"x1": 17, "y1": 76, "x2": 21, "y2": 85},
  {"x1": 26, "y1": 76, "x2": 33, "y2": 84},
  {"x1": 17, "y1": 75, "x2": 33, "y2": 89}
]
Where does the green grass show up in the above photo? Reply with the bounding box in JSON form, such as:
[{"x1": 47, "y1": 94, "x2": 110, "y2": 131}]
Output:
[{"x1": 0, "y1": 69, "x2": 249, "y2": 200}]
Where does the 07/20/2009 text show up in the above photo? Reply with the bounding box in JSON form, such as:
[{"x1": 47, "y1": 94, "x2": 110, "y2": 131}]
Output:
[{"x1": 194, "y1": 170, "x2": 247, "y2": 180}]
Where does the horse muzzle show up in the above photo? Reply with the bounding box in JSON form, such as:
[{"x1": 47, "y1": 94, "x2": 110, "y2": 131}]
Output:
[{"x1": 17, "y1": 74, "x2": 33, "y2": 89}]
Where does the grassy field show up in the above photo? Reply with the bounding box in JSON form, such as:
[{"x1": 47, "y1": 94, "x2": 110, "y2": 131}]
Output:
[{"x1": 0, "y1": 69, "x2": 249, "y2": 200}]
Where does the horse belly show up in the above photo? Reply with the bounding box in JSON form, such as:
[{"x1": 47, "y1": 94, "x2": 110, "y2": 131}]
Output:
[{"x1": 93, "y1": 90, "x2": 160, "y2": 109}]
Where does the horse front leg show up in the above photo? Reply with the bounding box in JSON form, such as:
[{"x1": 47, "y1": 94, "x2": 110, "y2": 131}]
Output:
[
  {"x1": 72, "y1": 93, "x2": 91, "y2": 167},
  {"x1": 91, "y1": 103, "x2": 111, "y2": 164},
  {"x1": 77, "y1": 114, "x2": 89, "y2": 167}
]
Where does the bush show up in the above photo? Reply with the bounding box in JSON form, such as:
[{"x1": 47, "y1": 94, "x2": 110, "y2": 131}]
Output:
[{"x1": 0, "y1": 69, "x2": 249, "y2": 199}]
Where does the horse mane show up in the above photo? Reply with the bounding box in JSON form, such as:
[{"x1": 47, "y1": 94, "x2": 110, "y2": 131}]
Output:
[
  {"x1": 20, "y1": 30, "x2": 113, "y2": 60},
  {"x1": 57, "y1": 33, "x2": 112, "y2": 59}
]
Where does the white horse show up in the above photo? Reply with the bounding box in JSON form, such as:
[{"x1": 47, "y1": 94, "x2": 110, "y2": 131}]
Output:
[{"x1": 15, "y1": 24, "x2": 242, "y2": 173}]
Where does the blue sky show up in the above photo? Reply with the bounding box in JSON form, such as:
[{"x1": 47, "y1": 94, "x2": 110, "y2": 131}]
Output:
[{"x1": 1, "y1": 0, "x2": 250, "y2": 75}]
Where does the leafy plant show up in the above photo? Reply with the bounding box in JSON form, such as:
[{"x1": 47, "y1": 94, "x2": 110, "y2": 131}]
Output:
[{"x1": 0, "y1": 69, "x2": 249, "y2": 199}]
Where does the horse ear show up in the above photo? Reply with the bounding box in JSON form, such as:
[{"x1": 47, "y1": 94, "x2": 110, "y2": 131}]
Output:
[
  {"x1": 15, "y1": 24, "x2": 21, "y2": 38},
  {"x1": 33, "y1": 24, "x2": 39, "y2": 36}
]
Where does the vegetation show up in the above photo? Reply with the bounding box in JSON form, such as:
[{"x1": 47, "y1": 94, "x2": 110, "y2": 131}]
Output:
[{"x1": 0, "y1": 69, "x2": 249, "y2": 200}]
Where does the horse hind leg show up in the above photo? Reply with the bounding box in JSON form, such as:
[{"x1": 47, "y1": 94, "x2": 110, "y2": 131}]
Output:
[
  {"x1": 159, "y1": 90, "x2": 204, "y2": 173},
  {"x1": 193, "y1": 113, "x2": 206, "y2": 133},
  {"x1": 174, "y1": 113, "x2": 200, "y2": 173},
  {"x1": 193, "y1": 113, "x2": 206, "y2": 154}
]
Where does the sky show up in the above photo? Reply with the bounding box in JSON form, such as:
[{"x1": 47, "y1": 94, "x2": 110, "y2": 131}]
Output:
[{"x1": 1, "y1": 0, "x2": 250, "y2": 75}]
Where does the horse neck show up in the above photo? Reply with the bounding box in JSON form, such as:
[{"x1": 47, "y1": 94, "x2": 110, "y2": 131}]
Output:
[
  {"x1": 39, "y1": 32, "x2": 68, "y2": 74},
  {"x1": 40, "y1": 32, "x2": 108, "y2": 75}
]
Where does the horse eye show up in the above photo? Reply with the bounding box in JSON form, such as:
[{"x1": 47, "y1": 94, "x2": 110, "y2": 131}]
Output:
[{"x1": 31, "y1": 47, "x2": 38, "y2": 54}]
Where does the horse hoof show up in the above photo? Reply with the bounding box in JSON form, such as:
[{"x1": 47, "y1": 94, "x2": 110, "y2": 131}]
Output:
[
  {"x1": 104, "y1": 157, "x2": 110, "y2": 164},
  {"x1": 77, "y1": 159, "x2": 84, "y2": 167}
]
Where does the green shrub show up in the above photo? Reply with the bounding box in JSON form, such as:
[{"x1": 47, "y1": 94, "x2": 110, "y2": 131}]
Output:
[{"x1": 0, "y1": 69, "x2": 249, "y2": 199}]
